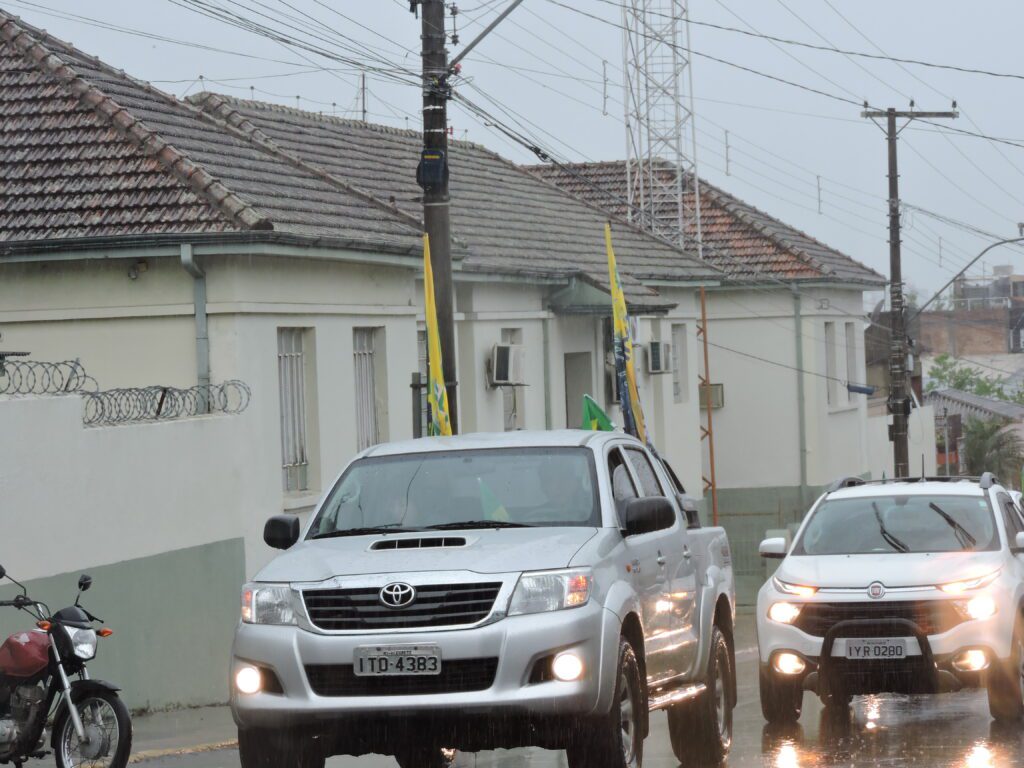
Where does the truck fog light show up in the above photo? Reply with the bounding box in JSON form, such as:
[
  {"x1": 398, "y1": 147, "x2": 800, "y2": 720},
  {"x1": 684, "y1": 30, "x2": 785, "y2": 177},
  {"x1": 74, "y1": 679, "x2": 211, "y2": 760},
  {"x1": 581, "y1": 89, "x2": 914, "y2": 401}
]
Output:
[
  {"x1": 966, "y1": 595, "x2": 997, "y2": 621},
  {"x1": 773, "y1": 653, "x2": 806, "y2": 676},
  {"x1": 768, "y1": 602, "x2": 802, "y2": 625},
  {"x1": 235, "y1": 666, "x2": 262, "y2": 695},
  {"x1": 552, "y1": 653, "x2": 584, "y2": 682},
  {"x1": 953, "y1": 649, "x2": 989, "y2": 672}
]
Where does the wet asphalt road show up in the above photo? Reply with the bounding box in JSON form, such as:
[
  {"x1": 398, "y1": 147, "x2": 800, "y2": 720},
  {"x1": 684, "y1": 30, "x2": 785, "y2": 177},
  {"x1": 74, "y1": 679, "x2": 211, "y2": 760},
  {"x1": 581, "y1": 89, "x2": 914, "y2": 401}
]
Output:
[{"x1": 118, "y1": 651, "x2": 1024, "y2": 768}]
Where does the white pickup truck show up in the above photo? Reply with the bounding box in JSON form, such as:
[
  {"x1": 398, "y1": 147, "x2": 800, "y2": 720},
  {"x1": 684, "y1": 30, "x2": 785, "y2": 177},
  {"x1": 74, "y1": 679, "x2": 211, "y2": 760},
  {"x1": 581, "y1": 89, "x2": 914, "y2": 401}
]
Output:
[
  {"x1": 230, "y1": 430, "x2": 736, "y2": 768},
  {"x1": 758, "y1": 474, "x2": 1024, "y2": 723}
]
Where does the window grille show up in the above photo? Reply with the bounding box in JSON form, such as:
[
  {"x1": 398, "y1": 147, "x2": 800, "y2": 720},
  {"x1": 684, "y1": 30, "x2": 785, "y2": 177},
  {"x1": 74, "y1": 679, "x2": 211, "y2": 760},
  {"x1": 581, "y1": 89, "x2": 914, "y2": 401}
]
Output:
[
  {"x1": 825, "y1": 321, "x2": 838, "y2": 406},
  {"x1": 278, "y1": 328, "x2": 309, "y2": 492},
  {"x1": 354, "y1": 328, "x2": 380, "y2": 451},
  {"x1": 671, "y1": 323, "x2": 688, "y2": 403}
]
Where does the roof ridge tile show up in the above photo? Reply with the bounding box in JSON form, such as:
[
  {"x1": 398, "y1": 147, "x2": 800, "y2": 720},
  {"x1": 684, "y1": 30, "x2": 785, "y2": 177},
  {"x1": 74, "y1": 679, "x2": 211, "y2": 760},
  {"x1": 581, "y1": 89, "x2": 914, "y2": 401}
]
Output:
[
  {"x1": 0, "y1": 11, "x2": 273, "y2": 232},
  {"x1": 188, "y1": 91, "x2": 424, "y2": 235}
]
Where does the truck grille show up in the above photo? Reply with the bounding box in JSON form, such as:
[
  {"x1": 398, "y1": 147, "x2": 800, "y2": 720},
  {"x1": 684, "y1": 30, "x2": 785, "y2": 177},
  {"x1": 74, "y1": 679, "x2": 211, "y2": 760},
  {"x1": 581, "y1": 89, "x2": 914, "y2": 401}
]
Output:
[
  {"x1": 793, "y1": 601, "x2": 965, "y2": 637},
  {"x1": 305, "y1": 659, "x2": 499, "y2": 696},
  {"x1": 303, "y1": 582, "x2": 503, "y2": 631}
]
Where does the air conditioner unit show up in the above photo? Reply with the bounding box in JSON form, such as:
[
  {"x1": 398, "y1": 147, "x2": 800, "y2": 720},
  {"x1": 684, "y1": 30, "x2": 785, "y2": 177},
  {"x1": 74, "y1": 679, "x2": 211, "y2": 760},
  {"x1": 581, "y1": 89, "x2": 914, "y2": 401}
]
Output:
[
  {"x1": 489, "y1": 344, "x2": 526, "y2": 386},
  {"x1": 646, "y1": 341, "x2": 672, "y2": 374}
]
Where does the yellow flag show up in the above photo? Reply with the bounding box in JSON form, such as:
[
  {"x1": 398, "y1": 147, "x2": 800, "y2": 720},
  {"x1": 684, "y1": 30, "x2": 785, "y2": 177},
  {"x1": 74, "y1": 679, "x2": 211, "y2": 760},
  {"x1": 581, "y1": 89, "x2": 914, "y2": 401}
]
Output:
[
  {"x1": 605, "y1": 223, "x2": 648, "y2": 445},
  {"x1": 424, "y1": 234, "x2": 453, "y2": 437}
]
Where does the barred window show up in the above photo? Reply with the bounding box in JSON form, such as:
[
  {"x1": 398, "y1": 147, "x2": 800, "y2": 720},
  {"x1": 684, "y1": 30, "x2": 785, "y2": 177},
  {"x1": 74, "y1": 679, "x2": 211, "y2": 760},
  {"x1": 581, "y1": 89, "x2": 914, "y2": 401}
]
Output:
[{"x1": 278, "y1": 328, "x2": 310, "y2": 492}]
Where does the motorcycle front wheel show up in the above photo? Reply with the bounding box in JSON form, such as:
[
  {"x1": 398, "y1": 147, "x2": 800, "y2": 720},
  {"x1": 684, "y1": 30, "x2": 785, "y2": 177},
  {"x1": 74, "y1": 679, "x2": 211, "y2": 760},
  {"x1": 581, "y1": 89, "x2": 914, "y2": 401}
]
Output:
[{"x1": 54, "y1": 689, "x2": 132, "y2": 768}]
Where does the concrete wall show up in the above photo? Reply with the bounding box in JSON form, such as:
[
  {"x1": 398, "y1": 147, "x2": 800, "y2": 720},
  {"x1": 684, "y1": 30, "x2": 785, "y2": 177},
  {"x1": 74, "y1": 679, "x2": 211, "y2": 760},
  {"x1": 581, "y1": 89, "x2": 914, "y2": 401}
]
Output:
[
  {"x1": 867, "y1": 403, "x2": 938, "y2": 479},
  {"x1": 0, "y1": 395, "x2": 260, "y2": 710}
]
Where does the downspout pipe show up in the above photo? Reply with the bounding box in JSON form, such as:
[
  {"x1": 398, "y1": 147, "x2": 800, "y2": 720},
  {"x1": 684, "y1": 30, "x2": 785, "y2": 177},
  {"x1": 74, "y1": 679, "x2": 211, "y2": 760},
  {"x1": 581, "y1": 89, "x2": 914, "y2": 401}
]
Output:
[
  {"x1": 180, "y1": 244, "x2": 211, "y2": 405},
  {"x1": 792, "y1": 283, "x2": 809, "y2": 509}
]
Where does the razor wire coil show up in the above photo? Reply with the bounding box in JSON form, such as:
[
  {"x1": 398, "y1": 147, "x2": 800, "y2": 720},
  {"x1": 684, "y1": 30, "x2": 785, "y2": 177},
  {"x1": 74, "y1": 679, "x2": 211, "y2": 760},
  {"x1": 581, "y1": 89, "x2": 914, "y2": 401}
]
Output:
[{"x1": 0, "y1": 360, "x2": 251, "y2": 426}]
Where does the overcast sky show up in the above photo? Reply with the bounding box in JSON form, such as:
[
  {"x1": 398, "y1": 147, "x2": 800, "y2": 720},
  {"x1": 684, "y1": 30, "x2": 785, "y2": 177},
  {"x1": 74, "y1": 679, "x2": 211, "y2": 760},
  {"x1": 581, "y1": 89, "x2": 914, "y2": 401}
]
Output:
[{"x1": 6, "y1": 0, "x2": 1024, "y2": 300}]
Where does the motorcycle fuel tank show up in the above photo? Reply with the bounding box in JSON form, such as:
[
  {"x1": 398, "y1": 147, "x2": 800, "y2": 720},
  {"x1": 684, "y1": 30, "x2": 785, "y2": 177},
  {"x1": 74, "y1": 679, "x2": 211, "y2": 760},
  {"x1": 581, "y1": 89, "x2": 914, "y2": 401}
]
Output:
[{"x1": 0, "y1": 632, "x2": 48, "y2": 679}]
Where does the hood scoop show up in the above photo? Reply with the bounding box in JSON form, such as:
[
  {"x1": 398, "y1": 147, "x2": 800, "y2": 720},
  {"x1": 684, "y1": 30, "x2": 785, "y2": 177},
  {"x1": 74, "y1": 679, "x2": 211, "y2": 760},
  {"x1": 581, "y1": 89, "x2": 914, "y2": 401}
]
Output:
[{"x1": 370, "y1": 537, "x2": 467, "y2": 551}]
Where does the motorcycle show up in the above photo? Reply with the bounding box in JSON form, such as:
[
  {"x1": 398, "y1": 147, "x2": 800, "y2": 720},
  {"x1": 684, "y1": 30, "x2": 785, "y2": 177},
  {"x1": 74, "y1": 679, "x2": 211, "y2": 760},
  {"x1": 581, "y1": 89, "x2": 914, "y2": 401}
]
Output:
[{"x1": 0, "y1": 564, "x2": 131, "y2": 768}]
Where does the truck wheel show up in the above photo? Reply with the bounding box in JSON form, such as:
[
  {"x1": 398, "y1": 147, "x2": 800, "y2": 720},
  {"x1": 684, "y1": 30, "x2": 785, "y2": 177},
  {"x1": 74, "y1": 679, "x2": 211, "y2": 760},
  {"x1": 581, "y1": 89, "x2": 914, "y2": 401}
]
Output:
[
  {"x1": 759, "y1": 664, "x2": 803, "y2": 724},
  {"x1": 394, "y1": 747, "x2": 455, "y2": 768},
  {"x1": 566, "y1": 636, "x2": 644, "y2": 768},
  {"x1": 988, "y1": 618, "x2": 1024, "y2": 721},
  {"x1": 238, "y1": 728, "x2": 324, "y2": 768},
  {"x1": 668, "y1": 627, "x2": 734, "y2": 767}
]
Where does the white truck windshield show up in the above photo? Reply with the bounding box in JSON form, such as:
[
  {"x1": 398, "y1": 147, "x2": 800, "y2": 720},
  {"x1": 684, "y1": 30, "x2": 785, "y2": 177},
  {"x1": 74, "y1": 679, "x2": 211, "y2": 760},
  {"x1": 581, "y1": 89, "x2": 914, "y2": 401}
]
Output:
[
  {"x1": 309, "y1": 447, "x2": 601, "y2": 537},
  {"x1": 793, "y1": 494, "x2": 1000, "y2": 555}
]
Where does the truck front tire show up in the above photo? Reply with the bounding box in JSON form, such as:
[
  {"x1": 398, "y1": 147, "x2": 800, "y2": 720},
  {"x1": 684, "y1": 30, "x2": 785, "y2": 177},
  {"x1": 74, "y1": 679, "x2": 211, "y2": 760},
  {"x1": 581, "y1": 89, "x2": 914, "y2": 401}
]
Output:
[
  {"x1": 759, "y1": 664, "x2": 803, "y2": 724},
  {"x1": 566, "y1": 636, "x2": 644, "y2": 768},
  {"x1": 668, "y1": 626, "x2": 734, "y2": 767},
  {"x1": 238, "y1": 728, "x2": 324, "y2": 768},
  {"x1": 988, "y1": 618, "x2": 1024, "y2": 721}
]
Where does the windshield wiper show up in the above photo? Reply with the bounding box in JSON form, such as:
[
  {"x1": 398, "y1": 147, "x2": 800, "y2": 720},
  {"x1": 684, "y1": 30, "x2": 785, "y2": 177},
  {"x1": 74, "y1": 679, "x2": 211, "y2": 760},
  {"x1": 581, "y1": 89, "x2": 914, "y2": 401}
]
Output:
[
  {"x1": 873, "y1": 502, "x2": 910, "y2": 553},
  {"x1": 928, "y1": 502, "x2": 977, "y2": 550},
  {"x1": 311, "y1": 525, "x2": 425, "y2": 539},
  {"x1": 426, "y1": 520, "x2": 535, "y2": 530}
]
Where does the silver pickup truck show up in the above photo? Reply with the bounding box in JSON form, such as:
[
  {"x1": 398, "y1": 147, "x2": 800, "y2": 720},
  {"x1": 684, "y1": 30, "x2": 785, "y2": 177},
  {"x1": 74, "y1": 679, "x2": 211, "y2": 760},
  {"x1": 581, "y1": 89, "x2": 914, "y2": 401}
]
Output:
[{"x1": 230, "y1": 430, "x2": 736, "y2": 768}]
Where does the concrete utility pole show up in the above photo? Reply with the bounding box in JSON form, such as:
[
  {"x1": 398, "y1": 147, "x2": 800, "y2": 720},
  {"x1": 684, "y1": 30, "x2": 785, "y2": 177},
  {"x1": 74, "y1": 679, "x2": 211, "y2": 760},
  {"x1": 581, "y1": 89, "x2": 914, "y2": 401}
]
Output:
[
  {"x1": 862, "y1": 107, "x2": 957, "y2": 478},
  {"x1": 416, "y1": 0, "x2": 459, "y2": 432}
]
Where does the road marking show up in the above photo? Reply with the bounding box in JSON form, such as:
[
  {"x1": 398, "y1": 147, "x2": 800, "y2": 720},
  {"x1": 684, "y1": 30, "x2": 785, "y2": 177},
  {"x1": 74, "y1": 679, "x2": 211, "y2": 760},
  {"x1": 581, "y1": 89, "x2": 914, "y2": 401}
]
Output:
[{"x1": 129, "y1": 740, "x2": 238, "y2": 763}]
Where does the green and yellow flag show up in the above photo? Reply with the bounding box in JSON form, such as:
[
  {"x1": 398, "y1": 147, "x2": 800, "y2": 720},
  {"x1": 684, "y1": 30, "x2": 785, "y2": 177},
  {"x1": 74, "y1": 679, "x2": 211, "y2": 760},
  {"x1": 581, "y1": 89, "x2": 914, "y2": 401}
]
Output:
[
  {"x1": 582, "y1": 394, "x2": 615, "y2": 432},
  {"x1": 424, "y1": 234, "x2": 452, "y2": 437},
  {"x1": 605, "y1": 223, "x2": 649, "y2": 445}
]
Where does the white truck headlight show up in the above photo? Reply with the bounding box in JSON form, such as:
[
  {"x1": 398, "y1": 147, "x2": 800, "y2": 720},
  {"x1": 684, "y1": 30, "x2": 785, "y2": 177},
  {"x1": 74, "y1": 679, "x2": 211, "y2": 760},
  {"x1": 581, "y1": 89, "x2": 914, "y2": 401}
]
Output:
[
  {"x1": 241, "y1": 584, "x2": 296, "y2": 625},
  {"x1": 68, "y1": 627, "x2": 98, "y2": 660},
  {"x1": 509, "y1": 569, "x2": 592, "y2": 616}
]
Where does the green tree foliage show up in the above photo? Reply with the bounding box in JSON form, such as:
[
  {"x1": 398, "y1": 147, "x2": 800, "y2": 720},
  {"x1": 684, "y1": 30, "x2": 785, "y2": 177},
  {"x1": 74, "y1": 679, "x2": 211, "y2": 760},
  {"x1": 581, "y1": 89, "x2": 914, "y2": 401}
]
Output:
[
  {"x1": 926, "y1": 354, "x2": 1019, "y2": 401},
  {"x1": 962, "y1": 418, "x2": 1024, "y2": 483}
]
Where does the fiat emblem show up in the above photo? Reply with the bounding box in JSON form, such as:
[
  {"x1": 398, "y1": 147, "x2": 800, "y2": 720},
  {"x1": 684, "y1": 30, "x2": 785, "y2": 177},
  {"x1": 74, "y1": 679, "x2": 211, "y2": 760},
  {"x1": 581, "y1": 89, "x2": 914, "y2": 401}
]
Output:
[
  {"x1": 379, "y1": 582, "x2": 416, "y2": 609},
  {"x1": 867, "y1": 582, "x2": 886, "y2": 600}
]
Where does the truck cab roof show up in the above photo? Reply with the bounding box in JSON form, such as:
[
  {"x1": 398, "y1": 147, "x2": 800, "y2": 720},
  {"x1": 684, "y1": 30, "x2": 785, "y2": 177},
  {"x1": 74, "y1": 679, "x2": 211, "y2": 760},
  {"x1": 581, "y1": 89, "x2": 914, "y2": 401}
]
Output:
[{"x1": 362, "y1": 430, "x2": 640, "y2": 458}]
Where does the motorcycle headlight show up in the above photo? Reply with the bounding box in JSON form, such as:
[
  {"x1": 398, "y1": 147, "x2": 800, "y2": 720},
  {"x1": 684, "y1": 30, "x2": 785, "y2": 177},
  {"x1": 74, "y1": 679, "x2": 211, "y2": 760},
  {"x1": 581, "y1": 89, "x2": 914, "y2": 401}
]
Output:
[
  {"x1": 508, "y1": 569, "x2": 592, "y2": 616},
  {"x1": 67, "y1": 627, "x2": 97, "y2": 661},
  {"x1": 241, "y1": 585, "x2": 296, "y2": 625}
]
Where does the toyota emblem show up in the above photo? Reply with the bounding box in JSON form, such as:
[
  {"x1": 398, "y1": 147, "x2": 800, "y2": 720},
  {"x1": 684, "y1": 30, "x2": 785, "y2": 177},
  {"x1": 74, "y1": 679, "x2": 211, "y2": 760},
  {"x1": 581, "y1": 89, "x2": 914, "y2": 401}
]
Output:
[
  {"x1": 379, "y1": 582, "x2": 417, "y2": 609},
  {"x1": 867, "y1": 582, "x2": 886, "y2": 600}
]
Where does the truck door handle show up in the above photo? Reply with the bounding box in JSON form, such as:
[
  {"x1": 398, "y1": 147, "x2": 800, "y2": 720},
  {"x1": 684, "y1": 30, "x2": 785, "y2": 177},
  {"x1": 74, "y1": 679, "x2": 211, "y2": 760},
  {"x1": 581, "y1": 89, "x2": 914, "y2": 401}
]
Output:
[
  {"x1": 657, "y1": 554, "x2": 667, "y2": 566},
  {"x1": 682, "y1": 547, "x2": 692, "y2": 560}
]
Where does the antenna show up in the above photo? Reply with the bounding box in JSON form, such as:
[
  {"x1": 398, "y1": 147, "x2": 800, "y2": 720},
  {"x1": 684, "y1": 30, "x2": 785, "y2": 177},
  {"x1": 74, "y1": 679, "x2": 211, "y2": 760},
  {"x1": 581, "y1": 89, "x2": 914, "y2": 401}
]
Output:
[{"x1": 622, "y1": 0, "x2": 703, "y2": 256}]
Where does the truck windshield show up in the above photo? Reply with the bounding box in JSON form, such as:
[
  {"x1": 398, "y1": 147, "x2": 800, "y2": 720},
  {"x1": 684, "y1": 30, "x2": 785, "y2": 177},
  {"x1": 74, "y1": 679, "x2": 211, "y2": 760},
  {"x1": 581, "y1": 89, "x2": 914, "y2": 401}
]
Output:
[
  {"x1": 792, "y1": 494, "x2": 999, "y2": 555},
  {"x1": 309, "y1": 447, "x2": 601, "y2": 537}
]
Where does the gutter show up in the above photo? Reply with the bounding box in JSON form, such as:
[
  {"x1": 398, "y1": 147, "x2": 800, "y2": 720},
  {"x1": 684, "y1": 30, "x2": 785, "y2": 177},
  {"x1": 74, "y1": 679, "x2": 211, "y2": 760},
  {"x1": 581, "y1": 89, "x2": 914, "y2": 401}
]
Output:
[
  {"x1": 792, "y1": 283, "x2": 809, "y2": 507},
  {"x1": 180, "y1": 244, "x2": 211, "y2": 400}
]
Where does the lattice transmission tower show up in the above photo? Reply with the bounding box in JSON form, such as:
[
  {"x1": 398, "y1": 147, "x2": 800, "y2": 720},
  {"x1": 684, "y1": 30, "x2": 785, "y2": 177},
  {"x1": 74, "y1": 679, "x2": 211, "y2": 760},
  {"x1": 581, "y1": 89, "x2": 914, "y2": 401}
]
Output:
[{"x1": 622, "y1": 0, "x2": 703, "y2": 255}]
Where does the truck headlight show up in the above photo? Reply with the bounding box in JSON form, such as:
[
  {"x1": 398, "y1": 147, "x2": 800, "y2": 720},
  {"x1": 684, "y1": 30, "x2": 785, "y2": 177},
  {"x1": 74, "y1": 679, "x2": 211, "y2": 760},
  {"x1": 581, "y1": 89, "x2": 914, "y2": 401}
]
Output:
[
  {"x1": 241, "y1": 584, "x2": 296, "y2": 625},
  {"x1": 67, "y1": 627, "x2": 97, "y2": 660},
  {"x1": 957, "y1": 594, "x2": 997, "y2": 621},
  {"x1": 509, "y1": 569, "x2": 592, "y2": 616}
]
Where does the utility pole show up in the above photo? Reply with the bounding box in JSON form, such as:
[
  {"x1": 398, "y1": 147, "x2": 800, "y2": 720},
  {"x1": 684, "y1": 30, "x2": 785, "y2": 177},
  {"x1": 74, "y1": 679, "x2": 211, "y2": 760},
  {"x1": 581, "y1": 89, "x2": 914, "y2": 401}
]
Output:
[
  {"x1": 360, "y1": 73, "x2": 367, "y2": 122},
  {"x1": 411, "y1": 0, "x2": 525, "y2": 433},
  {"x1": 862, "y1": 106, "x2": 957, "y2": 477},
  {"x1": 415, "y1": 0, "x2": 459, "y2": 432}
]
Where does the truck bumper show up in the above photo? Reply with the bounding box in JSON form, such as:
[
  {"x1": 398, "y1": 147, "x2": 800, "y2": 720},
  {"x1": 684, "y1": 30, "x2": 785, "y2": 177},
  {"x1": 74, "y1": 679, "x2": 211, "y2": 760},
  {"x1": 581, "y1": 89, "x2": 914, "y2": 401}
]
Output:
[{"x1": 230, "y1": 602, "x2": 619, "y2": 733}]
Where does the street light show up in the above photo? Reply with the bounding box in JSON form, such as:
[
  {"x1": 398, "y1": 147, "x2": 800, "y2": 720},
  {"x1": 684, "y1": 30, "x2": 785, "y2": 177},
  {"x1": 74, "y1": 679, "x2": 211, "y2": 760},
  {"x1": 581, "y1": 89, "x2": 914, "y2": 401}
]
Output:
[{"x1": 912, "y1": 235, "x2": 1024, "y2": 320}]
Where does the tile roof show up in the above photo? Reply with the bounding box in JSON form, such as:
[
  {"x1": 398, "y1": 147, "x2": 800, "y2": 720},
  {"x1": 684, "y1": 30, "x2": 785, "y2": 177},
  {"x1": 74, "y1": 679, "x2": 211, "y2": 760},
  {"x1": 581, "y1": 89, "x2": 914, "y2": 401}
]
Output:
[
  {"x1": 927, "y1": 388, "x2": 1024, "y2": 422},
  {"x1": 187, "y1": 94, "x2": 724, "y2": 305},
  {"x1": 527, "y1": 161, "x2": 885, "y2": 286},
  {"x1": 0, "y1": 9, "x2": 422, "y2": 250}
]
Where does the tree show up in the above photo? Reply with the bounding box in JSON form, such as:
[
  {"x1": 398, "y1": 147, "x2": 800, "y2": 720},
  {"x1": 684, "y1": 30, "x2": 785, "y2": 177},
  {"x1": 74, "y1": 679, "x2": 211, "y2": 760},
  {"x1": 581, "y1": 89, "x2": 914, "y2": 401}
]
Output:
[
  {"x1": 926, "y1": 354, "x2": 1008, "y2": 398},
  {"x1": 962, "y1": 418, "x2": 1024, "y2": 484}
]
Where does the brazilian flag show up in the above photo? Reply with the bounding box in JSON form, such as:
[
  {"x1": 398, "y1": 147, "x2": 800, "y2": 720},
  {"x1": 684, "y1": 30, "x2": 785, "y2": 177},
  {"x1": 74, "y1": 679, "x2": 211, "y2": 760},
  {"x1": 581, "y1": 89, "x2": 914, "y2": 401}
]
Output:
[{"x1": 582, "y1": 394, "x2": 615, "y2": 432}]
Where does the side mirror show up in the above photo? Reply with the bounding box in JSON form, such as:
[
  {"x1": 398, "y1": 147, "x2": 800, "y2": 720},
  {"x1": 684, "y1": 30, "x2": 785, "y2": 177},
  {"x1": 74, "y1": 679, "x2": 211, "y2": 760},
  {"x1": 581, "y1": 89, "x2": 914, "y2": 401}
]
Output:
[
  {"x1": 78, "y1": 575, "x2": 93, "y2": 592},
  {"x1": 676, "y1": 495, "x2": 702, "y2": 529},
  {"x1": 0, "y1": 565, "x2": 5, "y2": 580},
  {"x1": 264, "y1": 515, "x2": 301, "y2": 550},
  {"x1": 1013, "y1": 532, "x2": 1024, "y2": 554},
  {"x1": 759, "y1": 538, "x2": 788, "y2": 560},
  {"x1": 625, "y1": 497, "x2": 676, "y2": 537}
]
